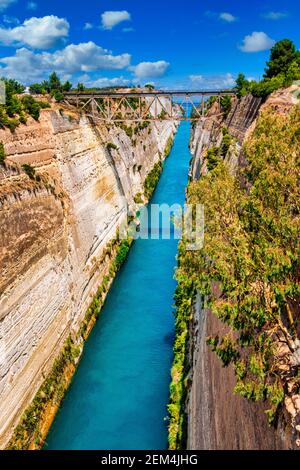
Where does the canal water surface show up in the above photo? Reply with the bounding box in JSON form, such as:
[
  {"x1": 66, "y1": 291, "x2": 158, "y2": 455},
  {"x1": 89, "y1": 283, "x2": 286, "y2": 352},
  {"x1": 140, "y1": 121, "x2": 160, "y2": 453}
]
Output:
[{"x1": 45, "y1": 122, "x2": 191, "y2": 450}]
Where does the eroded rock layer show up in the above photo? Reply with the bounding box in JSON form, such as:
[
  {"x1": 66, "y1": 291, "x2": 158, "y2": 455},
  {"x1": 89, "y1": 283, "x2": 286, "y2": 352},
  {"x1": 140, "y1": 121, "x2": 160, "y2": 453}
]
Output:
[{"x1": 0, "y1": 106, "x2": 176, "y2": 448}]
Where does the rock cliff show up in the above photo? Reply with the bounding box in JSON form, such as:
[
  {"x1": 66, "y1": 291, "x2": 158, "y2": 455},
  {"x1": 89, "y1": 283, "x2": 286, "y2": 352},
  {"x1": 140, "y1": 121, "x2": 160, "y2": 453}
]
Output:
[{"x1": 0, "y1": 104, "x2": 176, "y2": 448}]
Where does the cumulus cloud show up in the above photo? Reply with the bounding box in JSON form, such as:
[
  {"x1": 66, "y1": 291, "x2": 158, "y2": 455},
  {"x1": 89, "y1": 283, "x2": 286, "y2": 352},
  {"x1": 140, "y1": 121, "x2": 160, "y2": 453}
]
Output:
[
  {"x1": 131, "y1": 60, "x2": 170, "y2": 79},
  {"x1": 262, "y1": 11, "x2": 288, "y2": 20},
  {"x1": 0, "y1": 42, "x2": 131, "y2": 83},
  {"x1": 101, "y1": 10, "x2": 131, "y2": 30},
  {"x1": 239, "y1": 31, "x2": 275, "y2": 53},
  {"x1": 0, "y1": 15, "x2": 69, "y2": 48},
  {"x1": 79, "y1": 74, "x2": 131, "y2": 88},
  {"x1": 0, "y1": 0, "x2": 16, "y2": 11},
  {"x1": 219, "y1": 12, "x2": 237, "y2": 22},
  {"x1": 189, "y1": 73, "x2": 235, "y2": 89}
]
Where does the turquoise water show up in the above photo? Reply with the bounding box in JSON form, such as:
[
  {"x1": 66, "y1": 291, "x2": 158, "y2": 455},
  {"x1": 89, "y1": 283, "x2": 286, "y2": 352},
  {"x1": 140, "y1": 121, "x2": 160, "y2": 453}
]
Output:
[{"x1": 45, "y1": 122, "x2": 191, "y2": 450}]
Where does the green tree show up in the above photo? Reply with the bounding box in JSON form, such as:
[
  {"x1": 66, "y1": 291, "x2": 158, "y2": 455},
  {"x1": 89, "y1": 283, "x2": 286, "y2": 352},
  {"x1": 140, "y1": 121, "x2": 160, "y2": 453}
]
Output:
[
  {"x1": 2, "y1": 78, "x2": 25, "y2": 95},
  {"x1": 145, "y1": 83, "x2": 154, "y2": 90},
  {"x1": 264, "y1": 39, "x2": 300, "y2": 79},
  {"x1": 286, "y1": 60, "x2": 300, "y2": 83},
  {"x1": 62, "y1": 81, "x2": 72, "y2": 92},
  {"x1": 48, "y1": 72, "x2": 61, "y2": 91},
  {"x1": 76, "y1": 83, "x2": 85, "y2": 92},
  {"x1": 220, "y1": 95, "x2": 232, "y2": 117},
  {"x1": 235, "y1": 73, "x2": 250, "y2": 97},
  {"x1": 29, "y1": 83, "x2": 47, "y2": 94}
]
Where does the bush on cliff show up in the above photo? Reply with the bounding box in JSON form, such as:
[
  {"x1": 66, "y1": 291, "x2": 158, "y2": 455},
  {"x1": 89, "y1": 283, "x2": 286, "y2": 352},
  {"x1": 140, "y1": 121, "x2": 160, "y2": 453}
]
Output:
[
  {"x1": 0, "y1": 78, "x2": 51, "y2": 130},
  {"x1": 175, "y1": 104, "x2": 300, "y2": 429},
  {"x1": 0, "y1": 141, "x2": 6, "y2": 164},
  {"x1": 144, "y1": 161, "x2": 163, "y2": 199}
]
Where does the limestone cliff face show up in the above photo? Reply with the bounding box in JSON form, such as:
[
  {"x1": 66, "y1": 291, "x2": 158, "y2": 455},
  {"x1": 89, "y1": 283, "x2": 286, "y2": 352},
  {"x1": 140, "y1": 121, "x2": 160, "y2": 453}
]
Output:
[
  {"x1": 187, "y1": 87, "x2": 300, "y2": 450},
  {"x1": 0, "y1": 106, "x2": 176, "y2": 448}
]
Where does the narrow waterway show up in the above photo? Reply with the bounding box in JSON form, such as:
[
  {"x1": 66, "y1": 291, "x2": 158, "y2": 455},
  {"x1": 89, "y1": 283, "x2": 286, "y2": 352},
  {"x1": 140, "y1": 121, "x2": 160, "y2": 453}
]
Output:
[{"x1": 45, "y1": 122, "x2": 191, "y2": 450}]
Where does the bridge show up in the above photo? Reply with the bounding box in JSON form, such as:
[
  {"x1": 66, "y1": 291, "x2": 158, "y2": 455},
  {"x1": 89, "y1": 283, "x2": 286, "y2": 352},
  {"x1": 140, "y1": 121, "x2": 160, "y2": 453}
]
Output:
[{"x1": 64, "y1": 90, "x2": 236, "y2": 122}]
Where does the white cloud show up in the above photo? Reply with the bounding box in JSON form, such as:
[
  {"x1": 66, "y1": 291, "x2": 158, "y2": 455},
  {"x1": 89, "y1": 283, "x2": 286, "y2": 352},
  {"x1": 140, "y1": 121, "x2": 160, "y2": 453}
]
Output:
[
  {"x1": 189, "y1": 73, "x2": 235, "y2": 89},
  {"x1": 131, "y1": 60, "x2": 170, "y2": 79},
  {"x1": 101, "y1": 10, "x2": 131, "y2": 30},
  {"x1": 219, "y1": 12, "x2": 237, "y2": 23},
  {"x1": 0, "y1": 15, "x2": 69, "y2": 48},
  {"x1": 262, "y1": 11, "x2": 288, "y2": 20},
  {"x1": 27, "y1": 1, "x2": 37, "y2": 10},
  {"x1": 0, "y1": 42, "x2": 131, "y2": 83},
  {"x1": 2, "y1": 14, "x2": 19, "y2": 24},
  {"x1": 79, "y1": 74, "x2": 131, "y2": 88},
  {"x1": 239, "y1": 31, "x2": 275, "y2": 53},
  {"x1": 84, "y1": 22, "x2": 93, "y2": 30},
  {"x1": 0, "y1": 0, "x2": 16, "y2": 11}
]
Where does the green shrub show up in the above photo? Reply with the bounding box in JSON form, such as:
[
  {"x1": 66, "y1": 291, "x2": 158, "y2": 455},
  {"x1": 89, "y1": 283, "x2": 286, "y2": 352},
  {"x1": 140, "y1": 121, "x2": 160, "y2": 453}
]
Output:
[
  {"x1": 134, "y1": 192, "x2": 143, "y2": 204},
  {"x1": 115, "y1": 239, "x2": 130, "y2": 269},
  {"x1": 220, "y1": 96, "x2": 232, "y2": 118},
  {"x1": 164, "y1": 136, "x2": 174, "y2": 157},
  {"x1": 21, "y1": 95, "x2": 41, "y2": 120},
  {"x1": 22, "y1": 163, "x2": 36, "y2": 180},
  {"x1": 0, "y1": 141, "x2": 6, "y2": 165},
  {"x1": 206, "y1": 146, "x2": 221, "y2": 171},
  {"x1": 144, "y1": 161, "x2": 163, "y2": 199},
  {"x1": 219, "y1": 128, "x2": 232, "y2": 157},
  {"x1": 106, "y1": 142, "x2": 118, "y2": 151},
  {"x1": 52, "y1": 90, "x2": 64, "y2": 102}
]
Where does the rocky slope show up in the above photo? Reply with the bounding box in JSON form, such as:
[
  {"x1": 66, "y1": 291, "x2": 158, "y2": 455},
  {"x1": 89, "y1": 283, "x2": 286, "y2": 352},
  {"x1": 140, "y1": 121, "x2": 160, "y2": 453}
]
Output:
[
  {"x1": 0, "y1": 103, "x2": 176, "y2": 448},
  {"x1": 187, "y1": 86, "x2": 300, "y2": 450}
]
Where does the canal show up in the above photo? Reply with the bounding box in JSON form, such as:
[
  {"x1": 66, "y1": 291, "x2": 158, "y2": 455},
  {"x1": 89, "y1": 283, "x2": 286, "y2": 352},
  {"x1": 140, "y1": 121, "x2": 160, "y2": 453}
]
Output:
[{"x1": 45, "y1": 122, "x2": 191, "y2": 450}]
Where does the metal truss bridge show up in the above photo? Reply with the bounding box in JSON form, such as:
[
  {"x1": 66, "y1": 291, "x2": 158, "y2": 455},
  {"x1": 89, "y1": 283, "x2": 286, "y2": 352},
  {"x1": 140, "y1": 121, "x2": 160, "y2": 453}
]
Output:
[{"x1": 64, "y1": 90, "x2": 236, "y2": 123}]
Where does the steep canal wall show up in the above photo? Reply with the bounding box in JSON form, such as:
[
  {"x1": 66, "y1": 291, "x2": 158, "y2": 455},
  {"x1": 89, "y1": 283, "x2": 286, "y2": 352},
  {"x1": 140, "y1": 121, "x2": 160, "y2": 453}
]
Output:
[
  {"x1": 0, "y1": 102, "x2": 177, "y2": 449},
  {"x1": 183, "y1": 86, "x2": 300, "y2": 450}
]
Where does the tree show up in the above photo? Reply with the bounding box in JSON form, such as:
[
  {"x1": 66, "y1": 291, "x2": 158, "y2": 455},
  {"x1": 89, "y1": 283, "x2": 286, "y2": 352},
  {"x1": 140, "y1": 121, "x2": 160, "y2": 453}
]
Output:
[
  {"x1": 2, "y1": 78, "x2": 25, "y2": 95},
  {"x1": 29, "y1": 83, "x2": 46, "y2": 94},
  {"x1": 286, "y1": 60, "x2": 300, "y2": 83},
  {"x1": 182, "y1": 104, "x2": 300, "y2": 425},
  {"x1": 145, "y1": 83, "x2": 154, "y2": 90},
  {"x1": 220, "y1": 96, "x2": 232, "y2": 117},
  {"x1": 48, "y1": 72, "x2": 61, "y2": 91},
  {"x1": 62, "y1": 81, "x2": 72, "y2": 92},
  {"x1": 76, "y1": 83, "x2": 85, "y2": 92},
  {"x1": 235, "y1": 73, "x2": 250, "y2": 97},
  {"x1": 264, "y1": 39, "x2": 300, "y2": 79}
]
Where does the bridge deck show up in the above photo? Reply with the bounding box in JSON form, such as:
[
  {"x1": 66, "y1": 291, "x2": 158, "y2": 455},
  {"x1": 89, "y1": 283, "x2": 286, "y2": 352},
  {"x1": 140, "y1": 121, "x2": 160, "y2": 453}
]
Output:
[{"x1": 65, "y1": 90, "x2": 236, "y2": 99}]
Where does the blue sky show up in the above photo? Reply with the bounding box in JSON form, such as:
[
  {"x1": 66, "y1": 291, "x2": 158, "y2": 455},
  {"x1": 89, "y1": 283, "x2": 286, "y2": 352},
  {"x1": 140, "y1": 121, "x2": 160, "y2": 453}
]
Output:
[{"x1": 0, "y1": 0, "x2": 299, "y2": 88}]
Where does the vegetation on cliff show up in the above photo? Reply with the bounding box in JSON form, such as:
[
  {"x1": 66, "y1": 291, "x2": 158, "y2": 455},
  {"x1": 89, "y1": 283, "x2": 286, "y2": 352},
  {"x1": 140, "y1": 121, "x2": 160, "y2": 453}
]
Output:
[
  {"x1": 0, "y1": 78, "x2": 50, "y2": 131},
  {"x1": 143, "y1": 136, "x2": 174, "y2": 200},
  {"x1": 30, "y1": 72, "x2": 72, "y2": 101},
  {"x1": 235, "y1": 39, "x2": 300, "y2": 99},
  {"x1": 174, "y1": 104, "x2": 300, "y2": 437},
  {"x1": 0, "y1": 141, "x2": 6, "y2": 164},
  {"x1": 168, "y1": 273, "x2": 195, "y2": 450}
]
